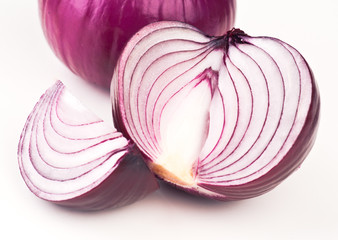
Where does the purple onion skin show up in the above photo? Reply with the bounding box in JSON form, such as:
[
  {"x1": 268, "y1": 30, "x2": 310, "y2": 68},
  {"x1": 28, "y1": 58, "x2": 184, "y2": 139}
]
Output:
[
  {"x1": 38, "y1": 0, "x2": 236, "y2": 89},
  {"x1": 55, "y1": 148, "x2": 159, "y2": 211}
]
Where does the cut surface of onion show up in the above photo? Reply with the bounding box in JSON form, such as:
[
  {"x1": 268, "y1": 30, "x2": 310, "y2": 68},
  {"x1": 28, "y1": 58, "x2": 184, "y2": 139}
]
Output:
[
  {"x1": 18, "y1": 81, "x2": 158, "y2": 210},
  {"x1": 112, "y1": 22, "x2": 320, "y2": 200}
]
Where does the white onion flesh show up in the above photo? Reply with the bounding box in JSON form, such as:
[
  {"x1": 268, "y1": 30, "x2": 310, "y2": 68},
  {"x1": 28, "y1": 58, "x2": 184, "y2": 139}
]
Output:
[
  {"x1": 112, "y1": 22, "x2": 320, "y2": 200},
  {"x1": 18, "y1": 81, "x2": 158, "y2": 210}
]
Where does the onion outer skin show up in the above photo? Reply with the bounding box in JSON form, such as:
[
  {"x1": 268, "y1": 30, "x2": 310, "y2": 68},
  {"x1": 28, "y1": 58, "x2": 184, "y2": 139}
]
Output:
[
  {"x1": 18, "y1": 81, "x2": 158, "y2": 211},
  {"x1": 111, "y1": 21, "x2": 320, "y2": 201},
  {"x1": 38, "y1": 0, "x2": 236, "y2": 89}
]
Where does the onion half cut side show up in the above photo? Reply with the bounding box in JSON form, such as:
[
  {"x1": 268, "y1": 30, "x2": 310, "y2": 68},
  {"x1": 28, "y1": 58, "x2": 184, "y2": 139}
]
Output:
[
  {"x1": 112, "y1": 22, "x2": 320, "y2": 200},
  {"x1": 18, "y1": 81, "x2": 158, "y2": 211}
]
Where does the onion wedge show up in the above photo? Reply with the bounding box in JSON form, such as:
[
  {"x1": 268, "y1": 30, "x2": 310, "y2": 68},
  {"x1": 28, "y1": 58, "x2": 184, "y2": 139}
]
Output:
[{"x1": 18, "y1": 81, "x2": 158, "y2": 210}]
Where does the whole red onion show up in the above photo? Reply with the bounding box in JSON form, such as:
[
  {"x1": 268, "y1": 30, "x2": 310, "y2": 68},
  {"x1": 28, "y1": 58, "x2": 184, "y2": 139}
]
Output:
[{"x1": 38, "y1": 0, "x2": 236, "y2": 89}]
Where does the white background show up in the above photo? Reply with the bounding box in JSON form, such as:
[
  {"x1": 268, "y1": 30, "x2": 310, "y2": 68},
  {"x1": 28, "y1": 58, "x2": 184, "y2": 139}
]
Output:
[{"x1": 1, "y1": 0, "x2": 337, "y2": 239}]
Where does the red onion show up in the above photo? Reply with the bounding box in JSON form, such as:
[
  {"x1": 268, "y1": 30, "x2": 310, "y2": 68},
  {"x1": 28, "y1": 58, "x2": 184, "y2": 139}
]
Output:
[
  {"x1": 18, "y1": 81, "x2": 158, "y2": 211},
  {"x1": 38, "y1": 0, "x2": 236, "y2": 89},
  {"x1": 111, "y1": 21, "x2": 320, "y2": 200}
]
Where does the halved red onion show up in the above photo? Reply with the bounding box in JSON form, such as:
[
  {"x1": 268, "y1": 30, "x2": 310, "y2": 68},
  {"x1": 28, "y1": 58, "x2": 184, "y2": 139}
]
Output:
[
  {"x1": 111, "y1": 22, "x2": 320, "y2": 200},
  {"x1": 18, "y1": 81, "x2": 158, "y2": 210},
  {"x1": 39, "y1": 0, "x2": 236, "y2": 89}
]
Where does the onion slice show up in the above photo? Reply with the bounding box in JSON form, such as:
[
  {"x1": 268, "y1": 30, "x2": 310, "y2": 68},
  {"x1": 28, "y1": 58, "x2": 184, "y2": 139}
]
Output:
[
  {"x1": 112, "y1": 22, "x2": 320, "y2": 200},
  {"x1": 18, "y1": 81, "x2": 158, "y2": 210}
]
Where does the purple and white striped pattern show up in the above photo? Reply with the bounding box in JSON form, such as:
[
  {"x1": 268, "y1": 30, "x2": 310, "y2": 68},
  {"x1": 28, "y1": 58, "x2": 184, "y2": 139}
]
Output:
[
  {"x1": 112, "y1": 21, "x2": 320, "y2": 200},
  {"x1": 18, "y1": 81, "x2": 158, "y2": 210}
]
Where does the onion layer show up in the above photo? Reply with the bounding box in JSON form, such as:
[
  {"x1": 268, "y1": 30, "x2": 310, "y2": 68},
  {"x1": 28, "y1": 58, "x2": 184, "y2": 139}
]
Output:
[
  {"x1": 18, "y1": 81, "x2": 158, "y2": 211},
  {"x1": 39, "y1": 0, "x2": 236, "y2": 89},
  {"x1": 111, "y1": 22, "x2": 320, "y2": 200}
]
